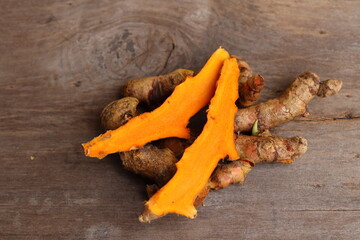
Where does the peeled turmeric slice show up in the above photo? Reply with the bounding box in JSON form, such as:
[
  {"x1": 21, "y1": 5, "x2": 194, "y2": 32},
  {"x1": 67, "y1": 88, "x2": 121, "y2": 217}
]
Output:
[
  {"x1": 139, "y1": 58, "x2": 240, "y2": 222},
  {"x1": 82, "y1": 48, "x2": 230, "y2": 159}
]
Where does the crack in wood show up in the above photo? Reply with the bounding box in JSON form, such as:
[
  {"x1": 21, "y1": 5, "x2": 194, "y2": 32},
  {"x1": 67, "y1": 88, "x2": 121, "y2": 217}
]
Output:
[
  {"x1": 294, "y1": 114, "x2": 360, "y2": 123},
  {"x1": 286, "y1": 209, "x2": 360, "y2": 212},
  {"x1": 157, "y1": 41, "x2": 175, "y2": 75}
]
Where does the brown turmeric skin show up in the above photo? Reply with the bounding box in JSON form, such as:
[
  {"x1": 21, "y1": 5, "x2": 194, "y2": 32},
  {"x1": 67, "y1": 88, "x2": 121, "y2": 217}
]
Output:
[
  {"x1": 209, "y1": 160, "x2": 253, "y2": 190},
  {"x1": 120, "y1": 145, "x2": 178, "y2": 186},
  {"x1": 194, "y1": 160, "x2": 253, "y2": 206},
  {"x1": 122, "y1": 69, "x2": 195, "y2": 107},
  {"x1": 238, "y1": 74, "x2": 264, "y2": 108},
  {"x1": 235, "y1": 133, "x2": 308, "y2": 165},
  {"x1": 100, "y1": 97, "x2": 140, "y2": 131},
  {"x1": 234, "y1": 72, "x2": 343, "y2": 132},
  {"x1": 317, "y1": 79, "x2": 343, "y2": 97},
  {"x1": 155, "y1": 137, "x2": 190, "y2": 158},
  {"x1": 232, "y1": 55, "x2": 265, "y2": 107}
]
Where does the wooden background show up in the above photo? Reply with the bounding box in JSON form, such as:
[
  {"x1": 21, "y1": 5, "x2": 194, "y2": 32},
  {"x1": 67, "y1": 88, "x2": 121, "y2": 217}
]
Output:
[{"x1": 1, "y1": 0, "x2": 359, "y2": 239}]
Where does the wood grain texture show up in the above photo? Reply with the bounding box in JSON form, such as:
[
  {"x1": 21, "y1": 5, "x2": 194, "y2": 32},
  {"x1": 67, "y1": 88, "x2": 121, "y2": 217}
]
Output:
[{"x1": 0, "y1": 0, "x2": 359, "y2": 239}]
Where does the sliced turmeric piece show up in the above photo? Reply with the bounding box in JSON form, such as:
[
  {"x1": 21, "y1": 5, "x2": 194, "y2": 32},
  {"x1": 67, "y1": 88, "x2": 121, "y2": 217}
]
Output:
[
  {"x1": 139, "y1": 58, "x2": 240, "y2": 222},
  {"x1": 82, "y1": 48, "x2": 230, "y2": 159}
]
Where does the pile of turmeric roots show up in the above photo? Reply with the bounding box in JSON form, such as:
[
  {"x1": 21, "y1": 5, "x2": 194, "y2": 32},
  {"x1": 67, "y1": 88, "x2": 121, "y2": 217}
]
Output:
[{"x1": 82, "y1": 48, "x2": 343, "y2": 222}]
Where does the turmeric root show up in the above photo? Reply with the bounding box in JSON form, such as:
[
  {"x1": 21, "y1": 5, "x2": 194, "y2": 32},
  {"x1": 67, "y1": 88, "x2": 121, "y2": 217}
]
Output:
[
  {"x1": 208, "y1": 160, "x2": 253, "y2": 190},
  {"x1": 82, "y1": 48, "x2": 230, "y2": 159},
  {"x1": 238, "y1": 74, "x2": 264, "y2": 107},
  {"x1": 235, "y1": 133, "x2": 308, "y2": 165},
  {"x1": 234, "y1": 72, "x2": 343, "y2": 132},
  {"x1": 232, "y1": 55, "x2": 264, "y2": 107},
  {"x1": 194, "y1": 160, "x2": 253, "y2": 206},
  {"x1": 139, "y1": 58, "x2": 240, "y2": 222},
  {"x1": 121, "y1": 145, "x2": 178, "y2": 186},
  {"x1": 155, "y1": 137, "x2": 190, "y2": 158},
  {"x1": 100, "y1": 97, "x2": 140, "y2": 131},
  {"x1": 122, "y1": 69, "x2": 195, "y2": 107}
]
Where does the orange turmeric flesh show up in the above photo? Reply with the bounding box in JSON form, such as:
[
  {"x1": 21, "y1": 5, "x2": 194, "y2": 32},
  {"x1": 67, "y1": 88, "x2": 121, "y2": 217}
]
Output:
[
  {"x1": 139, "y1": 58, "x2": 240, "y2": 222},
  {"x1": 82, "y1": 48, "x2": 230, "y2": 159}
]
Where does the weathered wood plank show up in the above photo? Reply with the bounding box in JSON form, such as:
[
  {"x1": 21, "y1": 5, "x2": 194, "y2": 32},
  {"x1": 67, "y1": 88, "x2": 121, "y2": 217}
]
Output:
[{"x1": 0, "y1": 0, "x2": 359, "y2": 239}]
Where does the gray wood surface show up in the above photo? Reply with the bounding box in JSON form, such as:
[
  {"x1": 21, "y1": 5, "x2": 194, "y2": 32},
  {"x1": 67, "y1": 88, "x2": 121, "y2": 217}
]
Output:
[{"x1": 1, "y1": 0, "x2": 359, "y2": 239}]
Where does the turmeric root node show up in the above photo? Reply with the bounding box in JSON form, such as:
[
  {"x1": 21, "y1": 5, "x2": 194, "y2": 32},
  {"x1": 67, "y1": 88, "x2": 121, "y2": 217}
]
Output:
[
  {"x1": 235, "y1": 134, "x2": 308, "y2": 165},
  {"x1": 238, "y1": 74, "x2": 265, "y2": 107},
  {"x1": 193, "y1": 160, "x2": 252, "y2": 206},
  {"x1": 208, "y1": 160, "x2": 253, "y2": 190},
  {"x1": 232, "y1": 55, "x2": 264, "y2": 108},
  {"x1": 82, "y1": 48, "x2": 230, "y2": 159},
  {"x1": 100, "y1": 97, "x2": 140, "y2": 131},
  {"x1": 140, "y1": 58, "x2": 240, "y2": 222}
]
